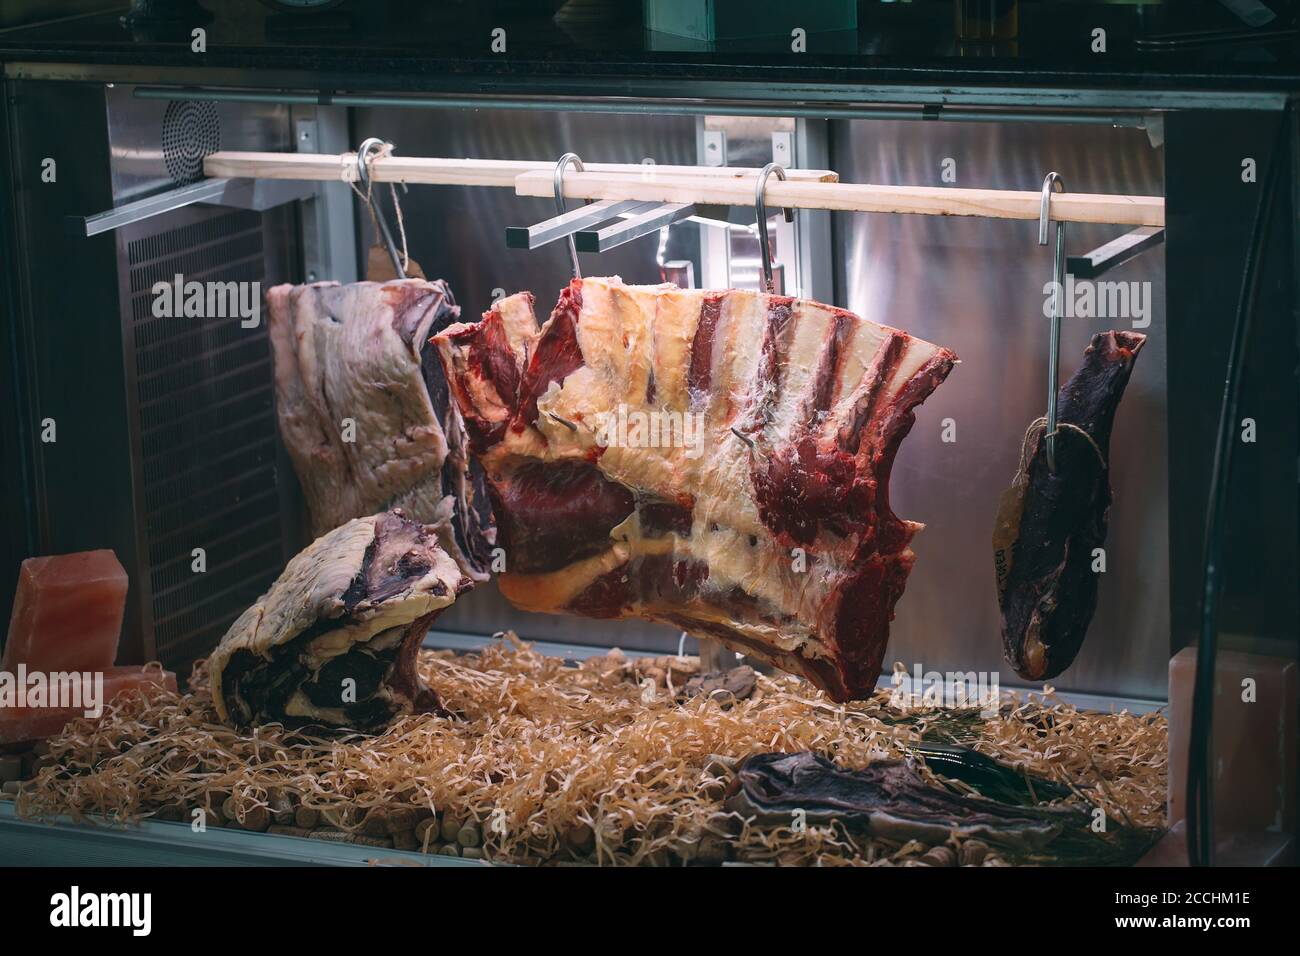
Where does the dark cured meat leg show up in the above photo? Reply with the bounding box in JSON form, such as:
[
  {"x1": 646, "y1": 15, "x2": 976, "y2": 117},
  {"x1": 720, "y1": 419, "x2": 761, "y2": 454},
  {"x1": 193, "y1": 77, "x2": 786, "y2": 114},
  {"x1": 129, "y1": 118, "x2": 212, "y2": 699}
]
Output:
[
  {"x1": 729, "y1": 752, "x2": 1068, "y2": 852},
  {"x1": 1000, "y1": 331, "x2": 1146, "y2": 681},
  {"x1": 728, "y1": 752, "x2": 1158, "y2": 864}
]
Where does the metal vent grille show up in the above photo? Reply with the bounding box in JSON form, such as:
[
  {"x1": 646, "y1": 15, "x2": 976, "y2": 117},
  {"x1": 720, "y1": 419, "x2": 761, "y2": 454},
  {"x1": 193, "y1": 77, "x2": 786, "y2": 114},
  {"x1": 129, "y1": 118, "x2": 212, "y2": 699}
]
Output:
[
  {"x1": 125, "y1": 208, "x2": 287, "y2": 672},
  {"x1": 161, "y1": 99, "x2": 220, "y2": 186}
]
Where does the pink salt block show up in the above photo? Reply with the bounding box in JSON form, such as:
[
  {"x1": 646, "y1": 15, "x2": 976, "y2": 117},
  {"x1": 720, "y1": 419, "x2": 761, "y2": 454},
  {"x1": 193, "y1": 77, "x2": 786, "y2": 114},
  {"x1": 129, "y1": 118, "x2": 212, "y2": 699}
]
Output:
[
  {"x1": 2, "y1": 550, "x2": 128, "y2": 674},
  {"x1": 1168, "y1": 646, "x2": 1296, "y2": 838},
  {"x1": 0, "y1": 665, "x2": 176, "y2": 746}
]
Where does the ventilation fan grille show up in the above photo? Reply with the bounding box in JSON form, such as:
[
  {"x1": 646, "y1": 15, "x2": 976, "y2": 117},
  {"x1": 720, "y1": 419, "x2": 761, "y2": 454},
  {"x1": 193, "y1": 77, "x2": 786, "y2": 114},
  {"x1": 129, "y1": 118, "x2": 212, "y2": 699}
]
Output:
[{"x1": 161, "y1": 99, "x2": 221, "y2": 186}]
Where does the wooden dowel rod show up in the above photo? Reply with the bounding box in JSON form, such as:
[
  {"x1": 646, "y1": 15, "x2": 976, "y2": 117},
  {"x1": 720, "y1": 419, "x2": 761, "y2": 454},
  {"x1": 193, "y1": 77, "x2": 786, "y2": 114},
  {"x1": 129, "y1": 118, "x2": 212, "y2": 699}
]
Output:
[
  {"x1": 514, "y1": 169, "x2": 1164, "y2": 227},
  {"x1": 202, "y1": 151, "x2": 839, "y2": 186},
  {"x1": 199, "y1": 150, "x2": 1163, "y2": 227}
]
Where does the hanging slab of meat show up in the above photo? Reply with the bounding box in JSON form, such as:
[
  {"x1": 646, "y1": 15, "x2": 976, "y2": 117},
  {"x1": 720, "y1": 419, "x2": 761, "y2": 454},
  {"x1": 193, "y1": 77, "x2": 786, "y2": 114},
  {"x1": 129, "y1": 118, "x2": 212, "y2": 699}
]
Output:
[
  {"x1": 433, "y1": 276, "x2": 957, "y2": 701},
  {"x1": 2, "y1": 549, "x2": 127, "y2": 674},
  {"x1": 207, "y1": 510, "x2": 472, "y2": 731},
  {"x1": 267, "y1": 279, "x2": 494, "y2": 581},
  {"x1": 995, "y1": 330, "x2": 1146, "y2": 681}
]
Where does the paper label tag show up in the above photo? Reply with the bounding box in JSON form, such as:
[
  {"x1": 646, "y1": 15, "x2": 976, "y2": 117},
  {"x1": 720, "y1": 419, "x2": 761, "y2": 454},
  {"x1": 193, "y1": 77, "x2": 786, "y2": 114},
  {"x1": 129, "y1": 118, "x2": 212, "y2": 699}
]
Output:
[{"x1": 366, "y1": 244, "x2": 424, "y2": 282}]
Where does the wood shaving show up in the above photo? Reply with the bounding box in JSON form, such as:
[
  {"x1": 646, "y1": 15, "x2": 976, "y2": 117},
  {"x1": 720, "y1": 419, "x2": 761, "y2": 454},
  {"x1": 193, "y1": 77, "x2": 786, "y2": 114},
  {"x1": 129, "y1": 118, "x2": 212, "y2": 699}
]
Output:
[{"x1": 16, "y1": 634, "x2": 1167, "y2": 866}]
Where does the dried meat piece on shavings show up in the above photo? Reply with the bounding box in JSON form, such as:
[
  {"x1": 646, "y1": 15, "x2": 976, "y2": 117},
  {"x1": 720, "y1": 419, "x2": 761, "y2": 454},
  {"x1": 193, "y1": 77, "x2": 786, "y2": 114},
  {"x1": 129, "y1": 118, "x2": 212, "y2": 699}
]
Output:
[
  {"x1": 729, "y1": 751, "x2": 1160, "y2": 865},
  {"x1": 207, "y1": 510, "x2": 473, "y2": 732}
]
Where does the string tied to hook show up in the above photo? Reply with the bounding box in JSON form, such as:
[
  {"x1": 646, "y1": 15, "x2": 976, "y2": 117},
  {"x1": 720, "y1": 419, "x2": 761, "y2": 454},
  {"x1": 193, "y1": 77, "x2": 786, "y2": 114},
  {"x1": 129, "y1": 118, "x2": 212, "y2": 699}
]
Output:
[
  {"x1": 349, "y1": 137, "x2": 412, "y2": 280},
  {"x1": 1016, "y1": 416, "x2": 1107, "y2": 479}
]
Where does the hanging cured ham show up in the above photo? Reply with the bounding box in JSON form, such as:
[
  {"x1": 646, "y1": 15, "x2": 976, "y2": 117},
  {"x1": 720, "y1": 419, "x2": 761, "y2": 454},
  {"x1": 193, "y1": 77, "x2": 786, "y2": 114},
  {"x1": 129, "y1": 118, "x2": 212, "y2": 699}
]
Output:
[
  {"x1": 433, "y1": 277, "x2": 957, "y2": 701},
  {"x1": 996, "y1": 330, "x2": 1147, "y2": 681}
]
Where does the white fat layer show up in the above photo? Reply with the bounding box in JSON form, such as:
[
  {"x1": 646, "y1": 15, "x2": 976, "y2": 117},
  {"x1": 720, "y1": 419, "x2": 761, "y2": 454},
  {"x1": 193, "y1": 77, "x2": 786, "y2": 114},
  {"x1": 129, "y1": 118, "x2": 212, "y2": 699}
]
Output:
[
  {"x1": 651, "y1": 290, "x2": 703, "y2": 411},
  {"x1": 712, "y1": 290, "x2": 768, "y2": 429},
  {"x1": 496, "y1": 293, "x2": 540, "y2": 361},
  {"x1": 827, "y1": 320, "x2": 891, "y2": 434},
  {"x1": 884, "y1": 335, "x2": 936, "y2": 400},
  {"x1": 766, "y1": 301, "x2": 832, "y2": 441}
]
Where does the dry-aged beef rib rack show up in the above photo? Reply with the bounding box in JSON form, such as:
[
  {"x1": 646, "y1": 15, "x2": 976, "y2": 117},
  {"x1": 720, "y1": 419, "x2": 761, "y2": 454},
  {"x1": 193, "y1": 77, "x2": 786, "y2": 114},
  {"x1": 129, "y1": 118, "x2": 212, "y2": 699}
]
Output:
[
  {"x1": 434, "y1": 277, "x2": 957, "y2": 701},
  {"x1": 209, "y1": 510, "x2": 472, "y2": 731},
  {"x1": 267, "y1": 279, "x2": 494, "y2": 581}
]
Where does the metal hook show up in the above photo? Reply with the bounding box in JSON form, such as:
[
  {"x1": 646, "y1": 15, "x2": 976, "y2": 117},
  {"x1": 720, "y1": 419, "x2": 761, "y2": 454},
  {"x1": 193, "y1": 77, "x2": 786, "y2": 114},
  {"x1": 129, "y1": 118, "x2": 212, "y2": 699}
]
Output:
[
  {"x1": 755, "y1": 162, "x2": 793, "y2": 294},
  {"x1": 545, "y1": 411, "x2": 578, "y2": 432},
  {"x1": 354, "y1": 137, "x2": 384, "y2": 186},
  {"x1": 553, "y1": 152, "x2": 585, "y2": 279},
  {"x1": 1039, "y1": 172, "x2": 1066, "y2": 473},
  {"x1": 356, "y1": 137, "x2": 406, "y2": 279}
]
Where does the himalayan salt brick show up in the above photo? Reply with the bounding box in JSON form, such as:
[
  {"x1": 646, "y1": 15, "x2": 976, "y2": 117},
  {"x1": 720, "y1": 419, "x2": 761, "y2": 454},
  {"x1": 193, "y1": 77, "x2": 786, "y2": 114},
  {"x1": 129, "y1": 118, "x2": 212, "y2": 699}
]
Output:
[{"x1": 2, "y1": 550, "x2": 127, "y2": 674}]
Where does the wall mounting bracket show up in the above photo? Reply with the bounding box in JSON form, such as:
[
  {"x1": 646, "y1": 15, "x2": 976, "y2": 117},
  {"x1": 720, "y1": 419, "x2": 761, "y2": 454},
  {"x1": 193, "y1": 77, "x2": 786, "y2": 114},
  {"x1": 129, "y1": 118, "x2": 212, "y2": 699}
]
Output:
[{"x1": 69, "y1": 177, "x2": 318, "y2": 238}]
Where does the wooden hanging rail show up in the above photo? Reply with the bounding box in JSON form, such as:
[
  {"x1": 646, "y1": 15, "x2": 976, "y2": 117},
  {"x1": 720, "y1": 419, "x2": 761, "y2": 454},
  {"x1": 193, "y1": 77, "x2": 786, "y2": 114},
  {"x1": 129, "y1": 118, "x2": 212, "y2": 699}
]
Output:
[
  {"x1": 203, "y1": 152, "x2": 841, "y2": 187},
  {"x1": 201, "y1": 151, "x2": 1164, "y2": 227},
  {"x1": 517, "y1": 170, "x2": 1163, "y2": 227}
]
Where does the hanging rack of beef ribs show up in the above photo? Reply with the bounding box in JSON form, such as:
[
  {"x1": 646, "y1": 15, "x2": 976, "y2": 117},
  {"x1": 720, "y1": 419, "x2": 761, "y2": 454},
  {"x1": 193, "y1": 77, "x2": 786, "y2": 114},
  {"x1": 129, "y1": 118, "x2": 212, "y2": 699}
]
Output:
[{"x1": 434, "y1": 276, "x2": 957, "y2": 701}]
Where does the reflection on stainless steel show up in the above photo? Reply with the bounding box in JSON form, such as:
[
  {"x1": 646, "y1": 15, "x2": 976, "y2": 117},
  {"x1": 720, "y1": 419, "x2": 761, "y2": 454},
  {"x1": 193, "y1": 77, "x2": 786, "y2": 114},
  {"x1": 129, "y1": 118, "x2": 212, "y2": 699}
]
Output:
[
  {"x1": 661, "y1": 259, "x2": 695, "y2": 288},
  {"x1": 833, "y1": 118, "x2": 1167, "y2": 699},
  {"x1": 706, "y1": 115, "x2": 802, "y2": 295},
  {"x1": 726, "y1": 224, "x2": 780, "y2": 291}
]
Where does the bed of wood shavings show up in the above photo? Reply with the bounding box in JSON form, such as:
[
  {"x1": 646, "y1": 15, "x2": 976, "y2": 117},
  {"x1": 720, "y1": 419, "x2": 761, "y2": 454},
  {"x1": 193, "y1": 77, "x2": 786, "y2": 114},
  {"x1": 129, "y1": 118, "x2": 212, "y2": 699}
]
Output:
[{"x1": 15, "y1": 634, "x2": 1167, "y2": 866}]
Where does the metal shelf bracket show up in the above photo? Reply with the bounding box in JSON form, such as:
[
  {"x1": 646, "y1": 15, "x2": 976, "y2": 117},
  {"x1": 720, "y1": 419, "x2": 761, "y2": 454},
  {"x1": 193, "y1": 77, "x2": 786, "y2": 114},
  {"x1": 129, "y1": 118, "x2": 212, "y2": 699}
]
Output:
[
  {"x1": 1066, "y1": 225, "x2": 1165, "y2": 279},
  {"x1": 573, "y1": 202, "x2": 696, "y2": 253},
  {"x1": 69, "y1": 177, "x2": 319, "y2": 238}
]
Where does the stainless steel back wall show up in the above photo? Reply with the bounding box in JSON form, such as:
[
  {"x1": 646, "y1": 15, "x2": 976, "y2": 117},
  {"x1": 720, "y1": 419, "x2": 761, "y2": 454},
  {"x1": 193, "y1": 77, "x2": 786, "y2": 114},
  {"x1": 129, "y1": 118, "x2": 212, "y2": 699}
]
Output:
[{"x1": 830, "y1": 118, "x2": 1168, "y2": 700}]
